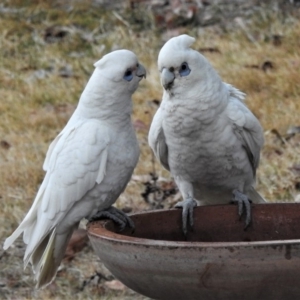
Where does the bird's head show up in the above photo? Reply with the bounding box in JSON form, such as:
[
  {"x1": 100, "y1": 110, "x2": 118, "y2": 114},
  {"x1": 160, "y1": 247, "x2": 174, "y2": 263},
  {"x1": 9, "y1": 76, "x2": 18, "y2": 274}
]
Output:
[
  {"x1": 158, "y1": 34, "x2": 220, "y2": 97},
  {"x1": 77, "y1": 50, "x2": 146, "y2": 118},
  {"x1": 93, "y1": 49, "x2": 146, "y2": 94}
]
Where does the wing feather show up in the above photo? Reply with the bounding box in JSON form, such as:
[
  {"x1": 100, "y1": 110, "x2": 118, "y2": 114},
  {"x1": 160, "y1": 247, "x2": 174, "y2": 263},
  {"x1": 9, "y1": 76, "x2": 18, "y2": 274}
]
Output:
[
  {"x1": 5, "y1": 118, "x2": 110, "y2": 256},
  {"x1": 228, "y1": 94, "x2": 264, "y2": 177},
  {"x1": 148, "y1": 108, "x2": 169, "y2": 170},
  {"x1": 41, "y1": 119, "x2": 110, "y2": 218}
]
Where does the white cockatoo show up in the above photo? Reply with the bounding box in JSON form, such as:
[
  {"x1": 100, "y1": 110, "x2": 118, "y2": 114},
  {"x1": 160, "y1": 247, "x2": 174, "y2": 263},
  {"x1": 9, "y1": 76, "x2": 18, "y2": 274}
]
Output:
[
  {"x1": 4, "y1": 50, "x2": 146, "y2": 288},
  {"x1": 149, "y1": 35, "x2": 265, "y2": 235}
]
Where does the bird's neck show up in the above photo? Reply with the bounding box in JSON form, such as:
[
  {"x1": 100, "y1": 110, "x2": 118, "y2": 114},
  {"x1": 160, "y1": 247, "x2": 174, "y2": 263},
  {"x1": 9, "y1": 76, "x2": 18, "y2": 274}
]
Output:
[
  {"x1": 75, "y1": 89, "x2": 133, "y2": 127},
  {"x1": 163, "y1": 81, "x2": 228, "y2": 123},
  {"x1": 73, "y1": 71, "x2": 133, "y2": 126}
]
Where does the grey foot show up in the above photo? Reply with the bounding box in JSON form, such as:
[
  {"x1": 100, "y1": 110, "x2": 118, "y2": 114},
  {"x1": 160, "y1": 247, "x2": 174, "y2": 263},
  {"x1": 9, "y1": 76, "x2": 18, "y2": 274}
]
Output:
[
  {"x1": 89, "y1": 206, "x2": 135, "y2": 232},
  {"x1": 175, "y1": 198, "x2": 197, "y2": 236},
  {"x1": 232, "y1": 189, "x2": 251, "y2": 229}
]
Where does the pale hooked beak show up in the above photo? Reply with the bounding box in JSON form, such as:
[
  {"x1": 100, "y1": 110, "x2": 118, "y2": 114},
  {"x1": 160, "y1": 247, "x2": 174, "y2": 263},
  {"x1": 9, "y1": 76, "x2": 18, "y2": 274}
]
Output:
[
  {"x1": 136, "y1": 63, "x2": 146, "y2": 79},
  {"x1": 161, "y1": 68, "x2": 175, "y2": 90}
]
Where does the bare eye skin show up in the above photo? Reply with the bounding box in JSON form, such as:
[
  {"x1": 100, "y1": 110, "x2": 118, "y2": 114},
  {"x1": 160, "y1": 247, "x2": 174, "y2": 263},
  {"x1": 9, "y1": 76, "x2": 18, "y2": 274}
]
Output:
[
  {"x1": 124, "y1": 69, "x2": 133, "y2": 81},
  {"x1": 179, "y1": 62, "x2": 191, "y2": 77}
]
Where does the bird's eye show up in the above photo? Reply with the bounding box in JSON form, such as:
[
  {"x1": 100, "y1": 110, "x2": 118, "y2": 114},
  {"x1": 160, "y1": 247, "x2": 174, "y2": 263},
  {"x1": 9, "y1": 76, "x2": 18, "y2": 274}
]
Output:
[
  {"x1": 179, "y1": 62, "x2": 190, "y2": 77},
  {"x1": 123, "y1": 69, "x2": 133, "y2": 81}
]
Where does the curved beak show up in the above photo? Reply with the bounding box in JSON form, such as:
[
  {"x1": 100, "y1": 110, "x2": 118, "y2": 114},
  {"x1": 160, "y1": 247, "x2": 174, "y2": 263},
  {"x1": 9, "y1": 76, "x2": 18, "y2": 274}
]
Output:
[
  {"x1": 136, "y1": 63, "x2": 146, "y2": 79},
  {"x1": 161, "y1": 68, "x2": 175, "y2": 90}
]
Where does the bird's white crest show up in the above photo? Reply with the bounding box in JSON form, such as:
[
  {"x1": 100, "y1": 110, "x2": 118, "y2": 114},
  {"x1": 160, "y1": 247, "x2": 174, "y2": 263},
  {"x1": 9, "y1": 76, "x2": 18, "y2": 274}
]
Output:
[
  {"x1": 158, "y1": 34, "x2": 195, "y2": 70},
  {"x1": 161, "y1": 34, "x2": 195, "y2": 52},
  {"x1": 93, "y1": 49, "x2": 139, "y2": 82},
  {"x1": 94, "y1": 49, "x2": 138, "y2": 69}
]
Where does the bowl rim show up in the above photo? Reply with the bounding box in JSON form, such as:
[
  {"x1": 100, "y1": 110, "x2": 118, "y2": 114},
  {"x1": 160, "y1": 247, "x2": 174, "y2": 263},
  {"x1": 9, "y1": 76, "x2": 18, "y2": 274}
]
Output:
[{"x1": 87, "y1": 207, "x2": 300, "y2": 249}]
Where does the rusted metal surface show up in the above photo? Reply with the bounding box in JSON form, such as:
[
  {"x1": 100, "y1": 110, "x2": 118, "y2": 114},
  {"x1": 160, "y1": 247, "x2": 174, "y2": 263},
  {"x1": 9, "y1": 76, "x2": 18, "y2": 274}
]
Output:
[{"x1": 87, "y1": 203, "x2": 300, "y2": 300}]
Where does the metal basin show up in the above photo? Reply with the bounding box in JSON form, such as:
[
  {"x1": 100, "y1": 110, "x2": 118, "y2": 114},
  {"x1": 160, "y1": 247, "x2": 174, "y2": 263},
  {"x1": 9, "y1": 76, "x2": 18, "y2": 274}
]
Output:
[{"x1": 87, "y1": 203, "x2": 300, "y2": 300}]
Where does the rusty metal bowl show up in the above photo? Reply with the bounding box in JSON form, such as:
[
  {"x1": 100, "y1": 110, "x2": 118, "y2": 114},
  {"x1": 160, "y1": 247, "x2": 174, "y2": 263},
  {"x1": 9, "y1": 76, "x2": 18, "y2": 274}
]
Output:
[{"x1": 87, "y1": 203, "x2": 300, "y2": 300}]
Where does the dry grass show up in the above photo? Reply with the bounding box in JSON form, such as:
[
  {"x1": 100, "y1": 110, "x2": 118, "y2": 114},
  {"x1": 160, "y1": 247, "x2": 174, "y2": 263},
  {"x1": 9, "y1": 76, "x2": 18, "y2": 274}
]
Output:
[{"x1": 0, "y1": 1, "x2": 300, "y2": 299}]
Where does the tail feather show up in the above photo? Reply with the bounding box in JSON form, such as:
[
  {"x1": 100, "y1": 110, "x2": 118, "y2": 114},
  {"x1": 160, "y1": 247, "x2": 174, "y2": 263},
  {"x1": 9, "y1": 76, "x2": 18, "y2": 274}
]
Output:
[
  {"x1": 3, "y1": 171, "x2": 77, "y2": 289},
  {"x1": 30, "y1": 231, "x2": 52, "y2": 271},
  {"x1": 32, "y1": 227, "x2": 75, "y2": 289},
  {"x1": 23, "y1": 218, "x2": 54, "y2": 268},
  {"x1": 4, "y1": 179, "x2": 47, "y2": 251},
  {"x1": 34, "y1": 228, "x2": 58, "y2": 289},
  {"x1": 248, "y1": 186, "x2": 266, "y2": 203}
]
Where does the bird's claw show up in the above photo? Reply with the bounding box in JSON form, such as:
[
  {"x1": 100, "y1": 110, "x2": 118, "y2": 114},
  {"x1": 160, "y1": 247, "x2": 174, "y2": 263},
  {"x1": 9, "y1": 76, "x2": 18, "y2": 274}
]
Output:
[
  {"x1": 175, "y1": 198, "x2": 197, "y2": 236},
  {"x1": 232, "y1": 189, "x2": 251, "y2": 229},
  {"x1": 88, "y1": 206, "x2": 135, "y2": 232}
]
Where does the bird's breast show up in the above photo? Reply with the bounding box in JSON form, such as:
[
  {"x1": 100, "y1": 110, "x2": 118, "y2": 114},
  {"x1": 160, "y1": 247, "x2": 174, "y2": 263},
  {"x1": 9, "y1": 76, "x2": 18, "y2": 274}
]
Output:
[{"x1": 164, "y1": 117, "x2": 251, "y2": 186}]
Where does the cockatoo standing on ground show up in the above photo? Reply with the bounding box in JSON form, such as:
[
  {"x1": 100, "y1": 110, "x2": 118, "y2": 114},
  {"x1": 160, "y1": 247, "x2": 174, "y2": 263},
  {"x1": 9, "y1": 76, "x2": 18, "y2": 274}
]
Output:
[
  {"x1": 148, "y1": 35, "x2": 265, "y2": 235},
  {"x1": 4, "y1": 50, "x2": 146, "y2": 288}
]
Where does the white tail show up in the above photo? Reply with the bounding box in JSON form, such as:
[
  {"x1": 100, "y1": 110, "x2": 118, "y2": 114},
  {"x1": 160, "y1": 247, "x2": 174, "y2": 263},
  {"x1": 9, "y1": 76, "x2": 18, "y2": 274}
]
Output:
[
  {"x1": 248, "y1": 186, "x2": 266, "y2": 204},
  {"x1": 31, "y1": 228, "x2": 74, "y2": 289},
  {"x1": 3, "y1": 187, "x2": 76, "y2": 289}
]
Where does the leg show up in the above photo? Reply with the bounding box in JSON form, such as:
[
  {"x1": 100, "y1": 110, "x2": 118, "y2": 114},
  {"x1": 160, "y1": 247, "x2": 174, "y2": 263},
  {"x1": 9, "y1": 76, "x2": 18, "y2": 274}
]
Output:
[
  {"x1": 88, "y1": 206, "x2": 134, "y2": 232},
  {"x1": 175, "y1": 197, "x2": 197, "y2": 236},
  {"x1": 174, "y1": 179, "x2": 197, "y2": 236},
  {"x1": 232, "y1": 189, "x2": 252, "y2": 229}
]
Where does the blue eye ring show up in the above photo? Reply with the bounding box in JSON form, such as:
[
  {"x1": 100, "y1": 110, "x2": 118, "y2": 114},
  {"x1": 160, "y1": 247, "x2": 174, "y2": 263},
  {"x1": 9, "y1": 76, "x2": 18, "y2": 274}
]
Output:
[
  {"x1": 124, "y1": 69, "x2": 133, "y2": 81},
  {"x1": 179, "y1": 62, "x2": 190, "y2": 77}
]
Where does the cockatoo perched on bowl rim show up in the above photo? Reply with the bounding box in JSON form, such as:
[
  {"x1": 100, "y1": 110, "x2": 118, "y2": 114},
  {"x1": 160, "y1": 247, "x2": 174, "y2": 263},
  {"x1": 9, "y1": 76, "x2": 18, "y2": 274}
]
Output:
[
  {"x1": 3, "y1": 49, "x2": 146, "y2": 288},
  {"x1": 148, "y1": 34, "x2": 265, "y2": 235}
]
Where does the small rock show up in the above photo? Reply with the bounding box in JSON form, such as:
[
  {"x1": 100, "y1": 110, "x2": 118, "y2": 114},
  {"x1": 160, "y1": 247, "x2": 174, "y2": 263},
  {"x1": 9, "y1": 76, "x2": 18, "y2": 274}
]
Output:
[
  {"x1": 105, "y1": 279, "x2": 126, "y2": 291},
  {"x1": 0, "y1": 140, "x2": 11, "y2": 150}
]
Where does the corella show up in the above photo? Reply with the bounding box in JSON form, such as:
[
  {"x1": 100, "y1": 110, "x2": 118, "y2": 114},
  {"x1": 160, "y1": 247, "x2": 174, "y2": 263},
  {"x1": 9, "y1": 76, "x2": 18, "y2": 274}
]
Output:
[
  {"x1": 4, "y1": 49, "x2": 146, "y2": 288},
  {"x1": 149, "y1": 35, "x2": 265, "y2": 235}
]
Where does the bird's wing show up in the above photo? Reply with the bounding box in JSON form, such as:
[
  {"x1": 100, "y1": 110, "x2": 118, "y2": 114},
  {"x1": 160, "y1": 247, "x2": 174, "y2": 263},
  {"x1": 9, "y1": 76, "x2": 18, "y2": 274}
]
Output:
[
  {"x1": 4, "y1": 119, "x2": 110, "y2": 253},
  {"x1": 225, "y1": 83, "x2": 246, "y2": 103},
  {"x1": 227, "y1": 91, "x2": 264, "y2": 177},
  {"x1": 42, "y1": 114, "x2": 80, "y2": 172},
  {"x1": 148, "y1": 107, "x2": 169, "y2": 170},
  {"x1": 41, "y1": 119, "x2": 110, "y2": 219}
]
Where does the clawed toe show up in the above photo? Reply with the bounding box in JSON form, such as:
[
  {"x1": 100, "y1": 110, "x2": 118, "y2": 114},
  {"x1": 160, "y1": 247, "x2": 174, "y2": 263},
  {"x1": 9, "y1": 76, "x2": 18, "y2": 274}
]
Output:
[
  {"x1": 175, "y1": 198, "x2": 197, "y2": 236},
  {"x1": 232, "y1": 189, "x2": 251, "y2": 229},
  {"x1": 88, "y1": 206, "x2": 134, "y2": 232}
]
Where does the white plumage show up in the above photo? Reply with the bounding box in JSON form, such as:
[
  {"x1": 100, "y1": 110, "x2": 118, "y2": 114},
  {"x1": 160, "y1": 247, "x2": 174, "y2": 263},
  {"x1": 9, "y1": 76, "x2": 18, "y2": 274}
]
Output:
[
  {"x1": 149, "y1": 35, "x2": 265, "y2": 234},
  {"x1": 4, "y1": 49, "x2": 146, "y2": 288}
]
